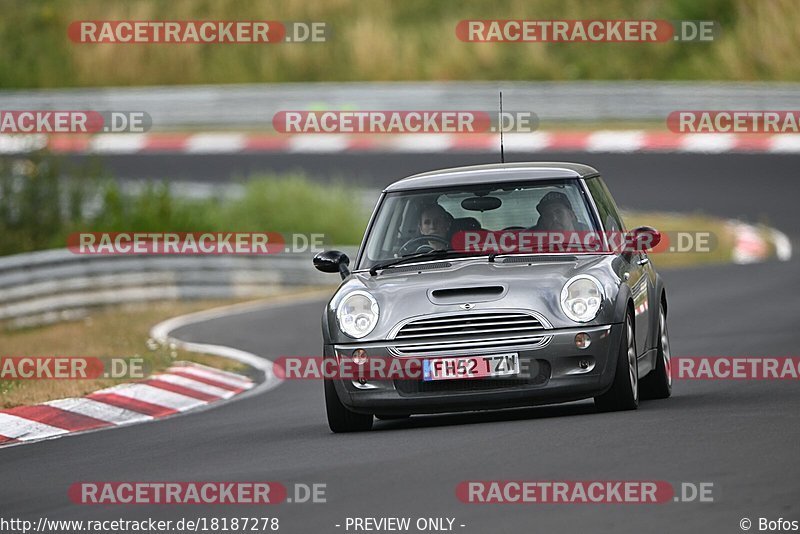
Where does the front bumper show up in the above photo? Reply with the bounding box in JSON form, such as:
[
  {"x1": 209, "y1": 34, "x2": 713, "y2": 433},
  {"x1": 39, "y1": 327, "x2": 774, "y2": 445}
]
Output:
[{"x1": 327, "y1": 323, "x2": 623, "y2": 415}]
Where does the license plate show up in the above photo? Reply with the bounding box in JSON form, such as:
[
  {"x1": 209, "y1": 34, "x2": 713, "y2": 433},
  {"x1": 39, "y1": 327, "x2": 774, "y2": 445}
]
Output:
[{"x1": 423, "y1": 353, "x2": 520, "y2": 381}]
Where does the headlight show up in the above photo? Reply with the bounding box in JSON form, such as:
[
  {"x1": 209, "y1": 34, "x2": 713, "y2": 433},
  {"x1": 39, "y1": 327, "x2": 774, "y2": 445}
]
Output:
[
  {"x1": 336, "y1": 290, "x2": 379, "y2": 338},
  {"x1": 560, "y1": 275, "x2": 604, "y2": 323}
]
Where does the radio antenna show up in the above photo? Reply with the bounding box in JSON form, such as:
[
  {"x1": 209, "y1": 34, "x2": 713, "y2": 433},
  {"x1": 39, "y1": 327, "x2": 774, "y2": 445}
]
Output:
[{"x1": 499, "y1": 91, "x2": 505, "y2": 164}]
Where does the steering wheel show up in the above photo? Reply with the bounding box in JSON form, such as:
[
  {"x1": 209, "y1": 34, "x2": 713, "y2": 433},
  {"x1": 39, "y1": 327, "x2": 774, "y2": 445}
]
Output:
[{"x1": 398, "y1": 235, "x2": 450, "y2": 256}]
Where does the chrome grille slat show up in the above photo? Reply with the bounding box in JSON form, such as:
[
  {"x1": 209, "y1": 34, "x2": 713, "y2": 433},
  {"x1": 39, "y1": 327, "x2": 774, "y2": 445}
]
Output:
[
  {"x1": 397, "y1": 318, "x2": 542, "y2": 332},
  {"x1": 395, "y1": 325, "x2": 545, "y2": 339},
  {"x1": 390, "y1": 311, "x2": 550, "y2": 355},
  {"x1": 398, "y1": 323, "x2": 543, "y2": 334},
  {"x1": 398, "y1": 313, "x2": 530, "y2": 326},
  {"x1": 398, "y1": 334, "x2": 546, "y2": 350}
]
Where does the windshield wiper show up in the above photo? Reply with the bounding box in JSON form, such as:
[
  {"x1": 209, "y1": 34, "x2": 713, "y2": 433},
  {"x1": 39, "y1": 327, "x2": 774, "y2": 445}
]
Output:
[{"x1": 369, "y1": 249, "x2": 460, "y2": 276}]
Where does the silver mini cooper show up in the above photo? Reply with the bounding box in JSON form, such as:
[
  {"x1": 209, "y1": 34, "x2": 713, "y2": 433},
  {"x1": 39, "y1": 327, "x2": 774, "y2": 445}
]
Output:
[{"x1": 314, "y1": 162, "x2": 672, "y2": 432}]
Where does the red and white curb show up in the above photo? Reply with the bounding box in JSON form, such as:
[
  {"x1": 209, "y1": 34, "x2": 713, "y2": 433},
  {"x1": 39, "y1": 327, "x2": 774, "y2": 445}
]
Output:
[
  {"x1": 3, "y1": 131, "x2": 800, "y2": 154},
  {"x1": 0, "y1": 362, "x2": 253, "y2": 447},
  {"x1": 729, "y1": 221, "x2": 793, "y2": 265},
  {"x1": 0, "y1": 292, "x2": 327, "y2": 449}
]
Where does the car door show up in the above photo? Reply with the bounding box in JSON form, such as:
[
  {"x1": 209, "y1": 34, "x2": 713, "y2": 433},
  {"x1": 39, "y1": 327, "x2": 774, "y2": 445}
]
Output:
[{"x1": 584, "y1": 177, "x2": 651, "y2": 357}]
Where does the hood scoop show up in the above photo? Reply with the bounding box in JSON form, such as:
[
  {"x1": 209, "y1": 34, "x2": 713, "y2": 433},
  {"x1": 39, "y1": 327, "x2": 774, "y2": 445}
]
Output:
[{"x1": 428, "y1": 285, "x2": 506, "y2": 305}]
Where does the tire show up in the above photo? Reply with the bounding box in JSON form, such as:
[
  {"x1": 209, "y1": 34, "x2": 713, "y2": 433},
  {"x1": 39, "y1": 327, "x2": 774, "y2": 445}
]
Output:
[
  {"x1": 325, "y1": 379, "x2": 373, "y2": 433},
  {"x1": 594, "y1": 312, "x2": 639, "y2": 412},
  {"x1": 375, "y1": 414, "x2": 411, "y2": 421},
  {"x1": 640, "y1": 302, "x2": 672, "y2": 400}
]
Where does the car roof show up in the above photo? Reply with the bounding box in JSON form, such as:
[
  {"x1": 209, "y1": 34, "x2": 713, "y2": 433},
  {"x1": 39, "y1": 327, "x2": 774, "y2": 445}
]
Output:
[{"x1": 383, "y1": 162, "x2": 600, "y2": 192}]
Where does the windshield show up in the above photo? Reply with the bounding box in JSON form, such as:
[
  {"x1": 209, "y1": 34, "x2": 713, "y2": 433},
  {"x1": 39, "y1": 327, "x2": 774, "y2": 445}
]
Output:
[{"x1": 357, "y1": 179, "x2": 600, "y2": 270}]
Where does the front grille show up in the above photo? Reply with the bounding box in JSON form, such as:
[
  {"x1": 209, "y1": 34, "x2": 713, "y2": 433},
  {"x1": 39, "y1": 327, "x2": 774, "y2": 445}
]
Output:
[
  {"x1": 390, "y1": 311, "x2": 549, "y2": 355},
  {"x1": 395, "y1": 360, "x2": 550, "y2": 395}
]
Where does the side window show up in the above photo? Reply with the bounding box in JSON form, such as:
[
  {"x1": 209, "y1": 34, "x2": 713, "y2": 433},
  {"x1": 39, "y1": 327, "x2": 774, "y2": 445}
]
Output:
[{"x1": 586, "y1": 177, "x2": 625, "y2": 233}]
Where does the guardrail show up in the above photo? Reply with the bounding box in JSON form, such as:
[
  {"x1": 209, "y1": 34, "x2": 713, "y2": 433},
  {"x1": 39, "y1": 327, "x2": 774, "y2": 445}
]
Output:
[
  {"x1": 1, "y1": 81, "x2": 799, "y2": 128},
  {"x1": 0, "y1": 248, "x2": 357, "y2": 326}
]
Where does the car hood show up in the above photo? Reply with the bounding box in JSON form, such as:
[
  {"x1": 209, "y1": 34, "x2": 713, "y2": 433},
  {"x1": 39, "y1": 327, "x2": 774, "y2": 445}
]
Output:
[{"x1": 325, "y1": 255, "x2": 623, "y2": 344}]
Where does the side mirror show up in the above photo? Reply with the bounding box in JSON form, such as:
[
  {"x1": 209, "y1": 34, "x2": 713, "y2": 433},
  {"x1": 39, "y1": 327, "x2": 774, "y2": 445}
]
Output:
[
  {"x1": 313, "y1": 250, "x2": 351, "y2": 279},
  {"x1": 626, "y1": 226, "x2": 662, "y2": 252}
]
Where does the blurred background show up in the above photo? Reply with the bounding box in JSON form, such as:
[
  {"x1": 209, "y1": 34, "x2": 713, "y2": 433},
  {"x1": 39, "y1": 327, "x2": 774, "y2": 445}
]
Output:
[
  {"x1": 1, "y1": 3, "x2": 799, "y2": 532},
  {"x1": 3, "y1": 0, "x2": 798, "y2": 85},
  {"x1": 0, "y1": 0, "x2": 796, "y2": 359}
]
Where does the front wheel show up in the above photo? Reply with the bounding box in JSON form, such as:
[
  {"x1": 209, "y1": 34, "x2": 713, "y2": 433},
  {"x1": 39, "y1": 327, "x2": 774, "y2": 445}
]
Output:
[
  {"x1": 594, "y1": 312, "x2": 639, "y2": 412},
  {"x1": 324, "y1": 379, "x2": 373, "y2": 433},
  {"x1": 640, "y1": 302, "x2": 672, "y2": 400}
]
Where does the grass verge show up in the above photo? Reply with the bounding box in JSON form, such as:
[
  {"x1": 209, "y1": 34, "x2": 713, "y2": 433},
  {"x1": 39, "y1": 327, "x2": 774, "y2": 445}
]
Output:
[
  {"x1": 0, "y1": 288, "x2": 332, "y2": 409},
  {"x1": 2, "y1": 0, "x2": 799, "y2": 86},
  {"x1": 625, "y1": 211, "x2": 780, "y2": 269},
  {"x1": 0, "y1": 153, "x2": 369, "y2": 256}
]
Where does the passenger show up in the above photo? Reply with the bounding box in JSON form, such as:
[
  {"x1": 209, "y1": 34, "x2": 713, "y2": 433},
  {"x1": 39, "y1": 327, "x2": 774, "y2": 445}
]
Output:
[{"x1": 532, "y1": 191, "x2": 589, "y2": 232}]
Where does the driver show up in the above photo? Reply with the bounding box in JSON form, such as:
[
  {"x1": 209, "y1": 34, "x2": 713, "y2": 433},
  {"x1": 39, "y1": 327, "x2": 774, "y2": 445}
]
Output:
[
  {"x1": 397, "y1": 204, "x2": 453, "y2": 255},
  {"x1": 416, "y1": 204, "x2": 453, "y2": 250},
  {"x1": 419, "y1": 204, "x2": 452, "y2": 238}
]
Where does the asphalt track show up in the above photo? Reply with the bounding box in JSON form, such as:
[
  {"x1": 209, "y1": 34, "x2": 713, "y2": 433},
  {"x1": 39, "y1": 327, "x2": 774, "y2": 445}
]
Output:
[{"x1": 1, "y1": 151, "x2": 799, "y2": 534}]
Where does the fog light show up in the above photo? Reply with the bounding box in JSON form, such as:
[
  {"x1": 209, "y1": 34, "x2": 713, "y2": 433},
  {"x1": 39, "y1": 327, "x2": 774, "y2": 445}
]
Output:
[
  {"x1": 579, "y1": 359, "x2": 591, "y2": 370},
  {"x1": 352, "y1": 349, "x2": 368, "y2": 365},
  {"x1": 575, "y1": 333, "x2": 591, "y2": 349}
]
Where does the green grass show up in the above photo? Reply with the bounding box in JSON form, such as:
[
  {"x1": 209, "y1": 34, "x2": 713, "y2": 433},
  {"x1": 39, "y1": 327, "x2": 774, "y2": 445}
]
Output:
[
  {"x1": 1, "y1": 151, "x2": 785, "y2": 267},
  {"x1": 0, "y1": 291, "x2": 336, "y2": 409},
  {"x1": 0, "y1": 0, "x2": 798, "y2": 88},
  {"x1": 84, "y1": 175, "x2": 367, "y2": 245},
  {"x1": 0, "y1": 151, "x2": 368, "y2": 255},
  {"x1": 625, "y1": 211, "x2": 736, "y2": 269}
]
